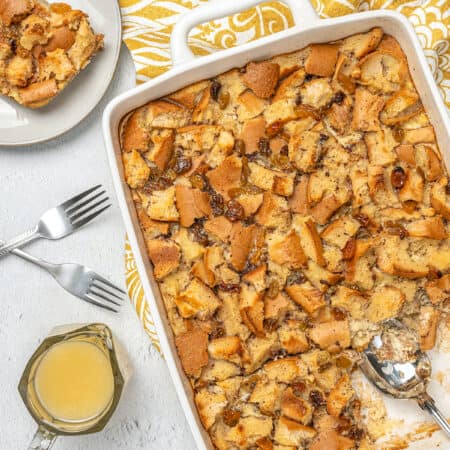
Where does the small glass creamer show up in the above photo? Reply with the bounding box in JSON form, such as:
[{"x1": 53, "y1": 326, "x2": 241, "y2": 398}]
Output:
[{"x1": 19, "y1": 323, "x2": 129, "y2": 450}]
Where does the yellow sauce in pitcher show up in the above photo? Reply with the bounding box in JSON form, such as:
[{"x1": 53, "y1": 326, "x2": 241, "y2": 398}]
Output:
[{"x1": 34, "y1": 340, "x2": 115, "y2": 422}]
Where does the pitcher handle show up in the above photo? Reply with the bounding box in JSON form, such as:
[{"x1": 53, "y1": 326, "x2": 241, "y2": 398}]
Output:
[{"x1": 27, "y1": 426, "x2": 57, "y2": 450}]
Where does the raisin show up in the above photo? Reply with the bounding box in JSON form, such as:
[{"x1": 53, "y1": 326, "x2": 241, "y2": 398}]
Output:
[
  {"x1": 295, "y1": 94, "x2": 302, "y2": 105},
  {"x1": 446, "y1": 181, "x2": 450, "y2": 195},
  {"x1": 210, "y1": 191, "x2": 225, "y2": 216},
  {"x1": 347, "y1": 427, "x2": 365, "y2": 440},
  {"x1": 309, "y1": 390, "x2": 325, "y2": 407},
  {"x1": 392, "y1": 127, "x2": 404, "y2": 142},
  {"x1": 190, "y1": 222, "x2": 210, "y2": 246},
  {"x1": 332, "y1": 91, "x2": 345, "y2": 104},
  {"x1": 218, "y1": 91, "x2": 230, "y2": 109},
  {"x1": 332, "y1": 307, "x2": 347, "y2": 321},
  {"x1": 319, "y1": 133, "x2": 329, "y2": 144},
  {"x1": 235, "y1": 139, "x2": 246, "y2": 156},
  {"x1": 266, "y1": 121, "x2": 283, "y2": 138},
  {"x1": 286, "y1": 271, "x2": 306, "y2": 286},
  {"x1": 174, "y1": 157, "x2": 192, "y2": 175},
  {"x1": 342, "y1": 238, "x2": 356, "y2": 260},
  {"x1": 189, "y1": 173, "x2": 206, "y2": 190},
  {"x1": 280, "y1": 144, "x2": 289, "y2": 156},
  {"x1": 10, "y1": 39, "x2": 17, "y2": 53},
  {"x1": 402, "y1": 200, "x2": 417, "y2": 213},
  {"x1": 391, "y1": 166, "x2": 406, "y2": 189},
  {"x1": 354, "y1": 214, "x2": 370, "y2": 227},
  {"x1": 305, "y1": 74, "x2": 314, "y2": 82},
  {"x1": 210, "y1": 80, "x2": 222, "y2": 101},
  {"x1": 222, "y1": 409, "x2": 241, "y2": 427},
  {"x1": 266, "y1": 280, "x2": 280, "y2": 299},
  {"x1": 292, "y1": 381, "x2": 307, "y2": 396},
  {"x1": 264, "y1": 318, "x2": 278, "y2": 333},
  {"x1": 225, "y1": 200, "x2": 244, "y2": 222},
  {"x1": 217, "y1": 283, "x2": 241, "y2": 293},
  {"x1": 258, "y1": 138, "x2": 271, "y2": 156}
]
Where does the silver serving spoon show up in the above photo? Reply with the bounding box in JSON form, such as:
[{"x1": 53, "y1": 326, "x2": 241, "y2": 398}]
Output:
[{"x1": 360, "y1": 319, "x2": 450, "y2": 438}]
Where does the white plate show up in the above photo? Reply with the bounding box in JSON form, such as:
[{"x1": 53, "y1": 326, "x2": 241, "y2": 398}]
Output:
[{"x1": 0, "y1": 0, "x2": 122, "y2": 146}]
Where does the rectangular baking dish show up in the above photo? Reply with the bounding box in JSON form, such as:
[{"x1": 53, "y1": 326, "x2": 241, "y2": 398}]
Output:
[{"x1": 103, "y1": 1, "x2": 450, "y2": 448}]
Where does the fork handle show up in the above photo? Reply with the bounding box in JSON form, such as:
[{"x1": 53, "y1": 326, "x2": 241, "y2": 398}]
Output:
[
  {"x1": 0, "y1": 227, "x2": 40, "y2": 258},
  {"x1": 418, "y1": 393, "x2": 450, "y2": 438}
]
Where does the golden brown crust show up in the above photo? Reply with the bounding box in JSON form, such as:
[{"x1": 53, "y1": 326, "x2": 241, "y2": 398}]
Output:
[
  {"x1": 206, "y1": 155, "x2": 242, "y2": 201},
  {"x1": 351, "y1": 87, "x2": 385, "y2": 131},
  {"x1": 120, "y1": 28, "x2": 447, "y2": 450}
]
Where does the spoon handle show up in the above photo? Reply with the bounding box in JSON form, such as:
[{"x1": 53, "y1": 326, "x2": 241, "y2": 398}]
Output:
[{"x1": 418, "y1": 393, "x2": 450, "y2": 438}]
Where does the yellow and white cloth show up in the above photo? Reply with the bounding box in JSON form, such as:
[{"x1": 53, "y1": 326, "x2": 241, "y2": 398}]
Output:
[{"x1": 119, "y1": 0, "x2": 450, "y2": 352}]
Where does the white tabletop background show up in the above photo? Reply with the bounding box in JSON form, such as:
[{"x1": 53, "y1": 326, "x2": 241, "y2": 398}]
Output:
[{"x1": 0, "y1": 45, "x2": 196, "y2": 450}]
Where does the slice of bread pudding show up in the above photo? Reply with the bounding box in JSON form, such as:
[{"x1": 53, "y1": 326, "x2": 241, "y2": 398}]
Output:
[{"x1": 0, "y1": 0, "x2": 103, "y2": 108}]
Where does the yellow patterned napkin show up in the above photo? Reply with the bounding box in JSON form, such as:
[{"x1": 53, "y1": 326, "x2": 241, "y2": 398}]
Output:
[{"x1": 120, "y1": 0, "x2": 450, "y2": 352}]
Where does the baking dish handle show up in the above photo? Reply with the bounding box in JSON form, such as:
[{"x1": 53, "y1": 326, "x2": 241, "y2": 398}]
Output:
[{"x1": 171, "y1": 0, "x2": 320, "y2": 66}]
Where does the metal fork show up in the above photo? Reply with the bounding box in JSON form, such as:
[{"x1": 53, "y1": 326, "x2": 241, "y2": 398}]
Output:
[
  {"x1": 0, "y1": 185, "x2": 111, "y2": 258},
  {"x1": 4, "y1": 241, "x2": 126, "y2": 313}
]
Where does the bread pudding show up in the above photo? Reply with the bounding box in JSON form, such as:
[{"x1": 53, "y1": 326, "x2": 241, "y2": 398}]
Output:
[
  {"x1": 120, "y1": 27, "x2": 449, "y2": 449},
  {"x1": 0, "y1": 0, "x2": 103, "y2": 108}
]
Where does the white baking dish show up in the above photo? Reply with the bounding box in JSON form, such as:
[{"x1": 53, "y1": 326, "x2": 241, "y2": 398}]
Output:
[{"x1": 103, "y1": 1, "x2": 450, "y2": 448}]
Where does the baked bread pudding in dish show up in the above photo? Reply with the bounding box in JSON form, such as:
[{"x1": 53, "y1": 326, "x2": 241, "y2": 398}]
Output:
[
  {"x1": 121, "y1": 27, "x2": 449, "y2": 449},
  {"x1": 0, "y1": 0, "x2": 103, "y2": 108}
]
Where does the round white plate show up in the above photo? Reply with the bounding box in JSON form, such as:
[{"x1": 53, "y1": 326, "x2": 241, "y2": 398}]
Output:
[{"x1": 0, "y1": 0, "x2": 122, "y2": 146}]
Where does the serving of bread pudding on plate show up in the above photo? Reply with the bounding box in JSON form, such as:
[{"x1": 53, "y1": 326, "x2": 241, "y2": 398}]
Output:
[
  {"x1": 120, "y1": 27, "x2": 449, "y2": 449},
  {"x1": 0, "y1": 0, "x2": 103, "y2": 108}
]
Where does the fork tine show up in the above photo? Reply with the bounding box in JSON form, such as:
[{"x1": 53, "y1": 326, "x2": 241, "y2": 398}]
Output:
[
  {"x1": 83, "y1": 294, "x2": 119, "y2": 313},
  {"x1": 69, "y1": 197, "x2": 109, "y2": 222},
  {"x1": 88, "y1": 287, "x2": 122, "y2": 307},
  {"x1": 71, "y1": 204, "x2": 111, "y2": 229},
  {"x1": 61, "y1": 185, "x2": 102, "y2": 210},
  {"x1": 91, "y1": 281, "x2": 125, "y2": 302},
  {"x1": 65, "y1": 190, "x2": 106, "y2": 215},
  {"x1": 93, "y1": 274, "x2": 127, "y2": 295}
]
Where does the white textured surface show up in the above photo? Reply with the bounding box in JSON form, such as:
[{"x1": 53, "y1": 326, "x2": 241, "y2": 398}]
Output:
[{"x1": 0, "y1": 45, "x2": 195, "y2": 450}]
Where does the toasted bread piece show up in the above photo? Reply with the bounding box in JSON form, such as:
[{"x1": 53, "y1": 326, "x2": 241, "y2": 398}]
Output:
[
  {"x1": 305, "y1": 44, "x2": 339, "y2": 77},
  {"x1": 175, "y1": 185, "x2": 211, "y2": 227},
  {"x1": 146, "y1": 238, "x2": 180, "y2": 279},
  {"x1": 176, "y1": 278, "x2": 220, "y2": 319},
  {"x1": 326, "y1": 374, "x2": 354, "y2": 417},
  {"x1": 207, "y1": 155, "x2": 242, "y2": 201},
  {"x1": 147, "y1": 186, "x2": 179, "y2": 222},
  {"x1": 243, "y1": 61, "x2": 280, "y2": 98},
  {"x1": 175, "y1": 329, "x2": 209, "y2": 377},
  {"x1": 309, "y1": 320, "x2": 351, "y2": 350},
  {"x1": 204, "y1": 216, "x2": 233, "y2": 242},
  {"x1": 269, "y1": 230, "x2": 307, "y2": 269},
  {"x1": 240, "y1": 116, "x2": 267, "y2": 154}
]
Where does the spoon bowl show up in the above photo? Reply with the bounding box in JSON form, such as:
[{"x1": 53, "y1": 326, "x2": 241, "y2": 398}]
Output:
[{"x1": 360, "y1": 319, "x2": 450, "y2": 438}]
